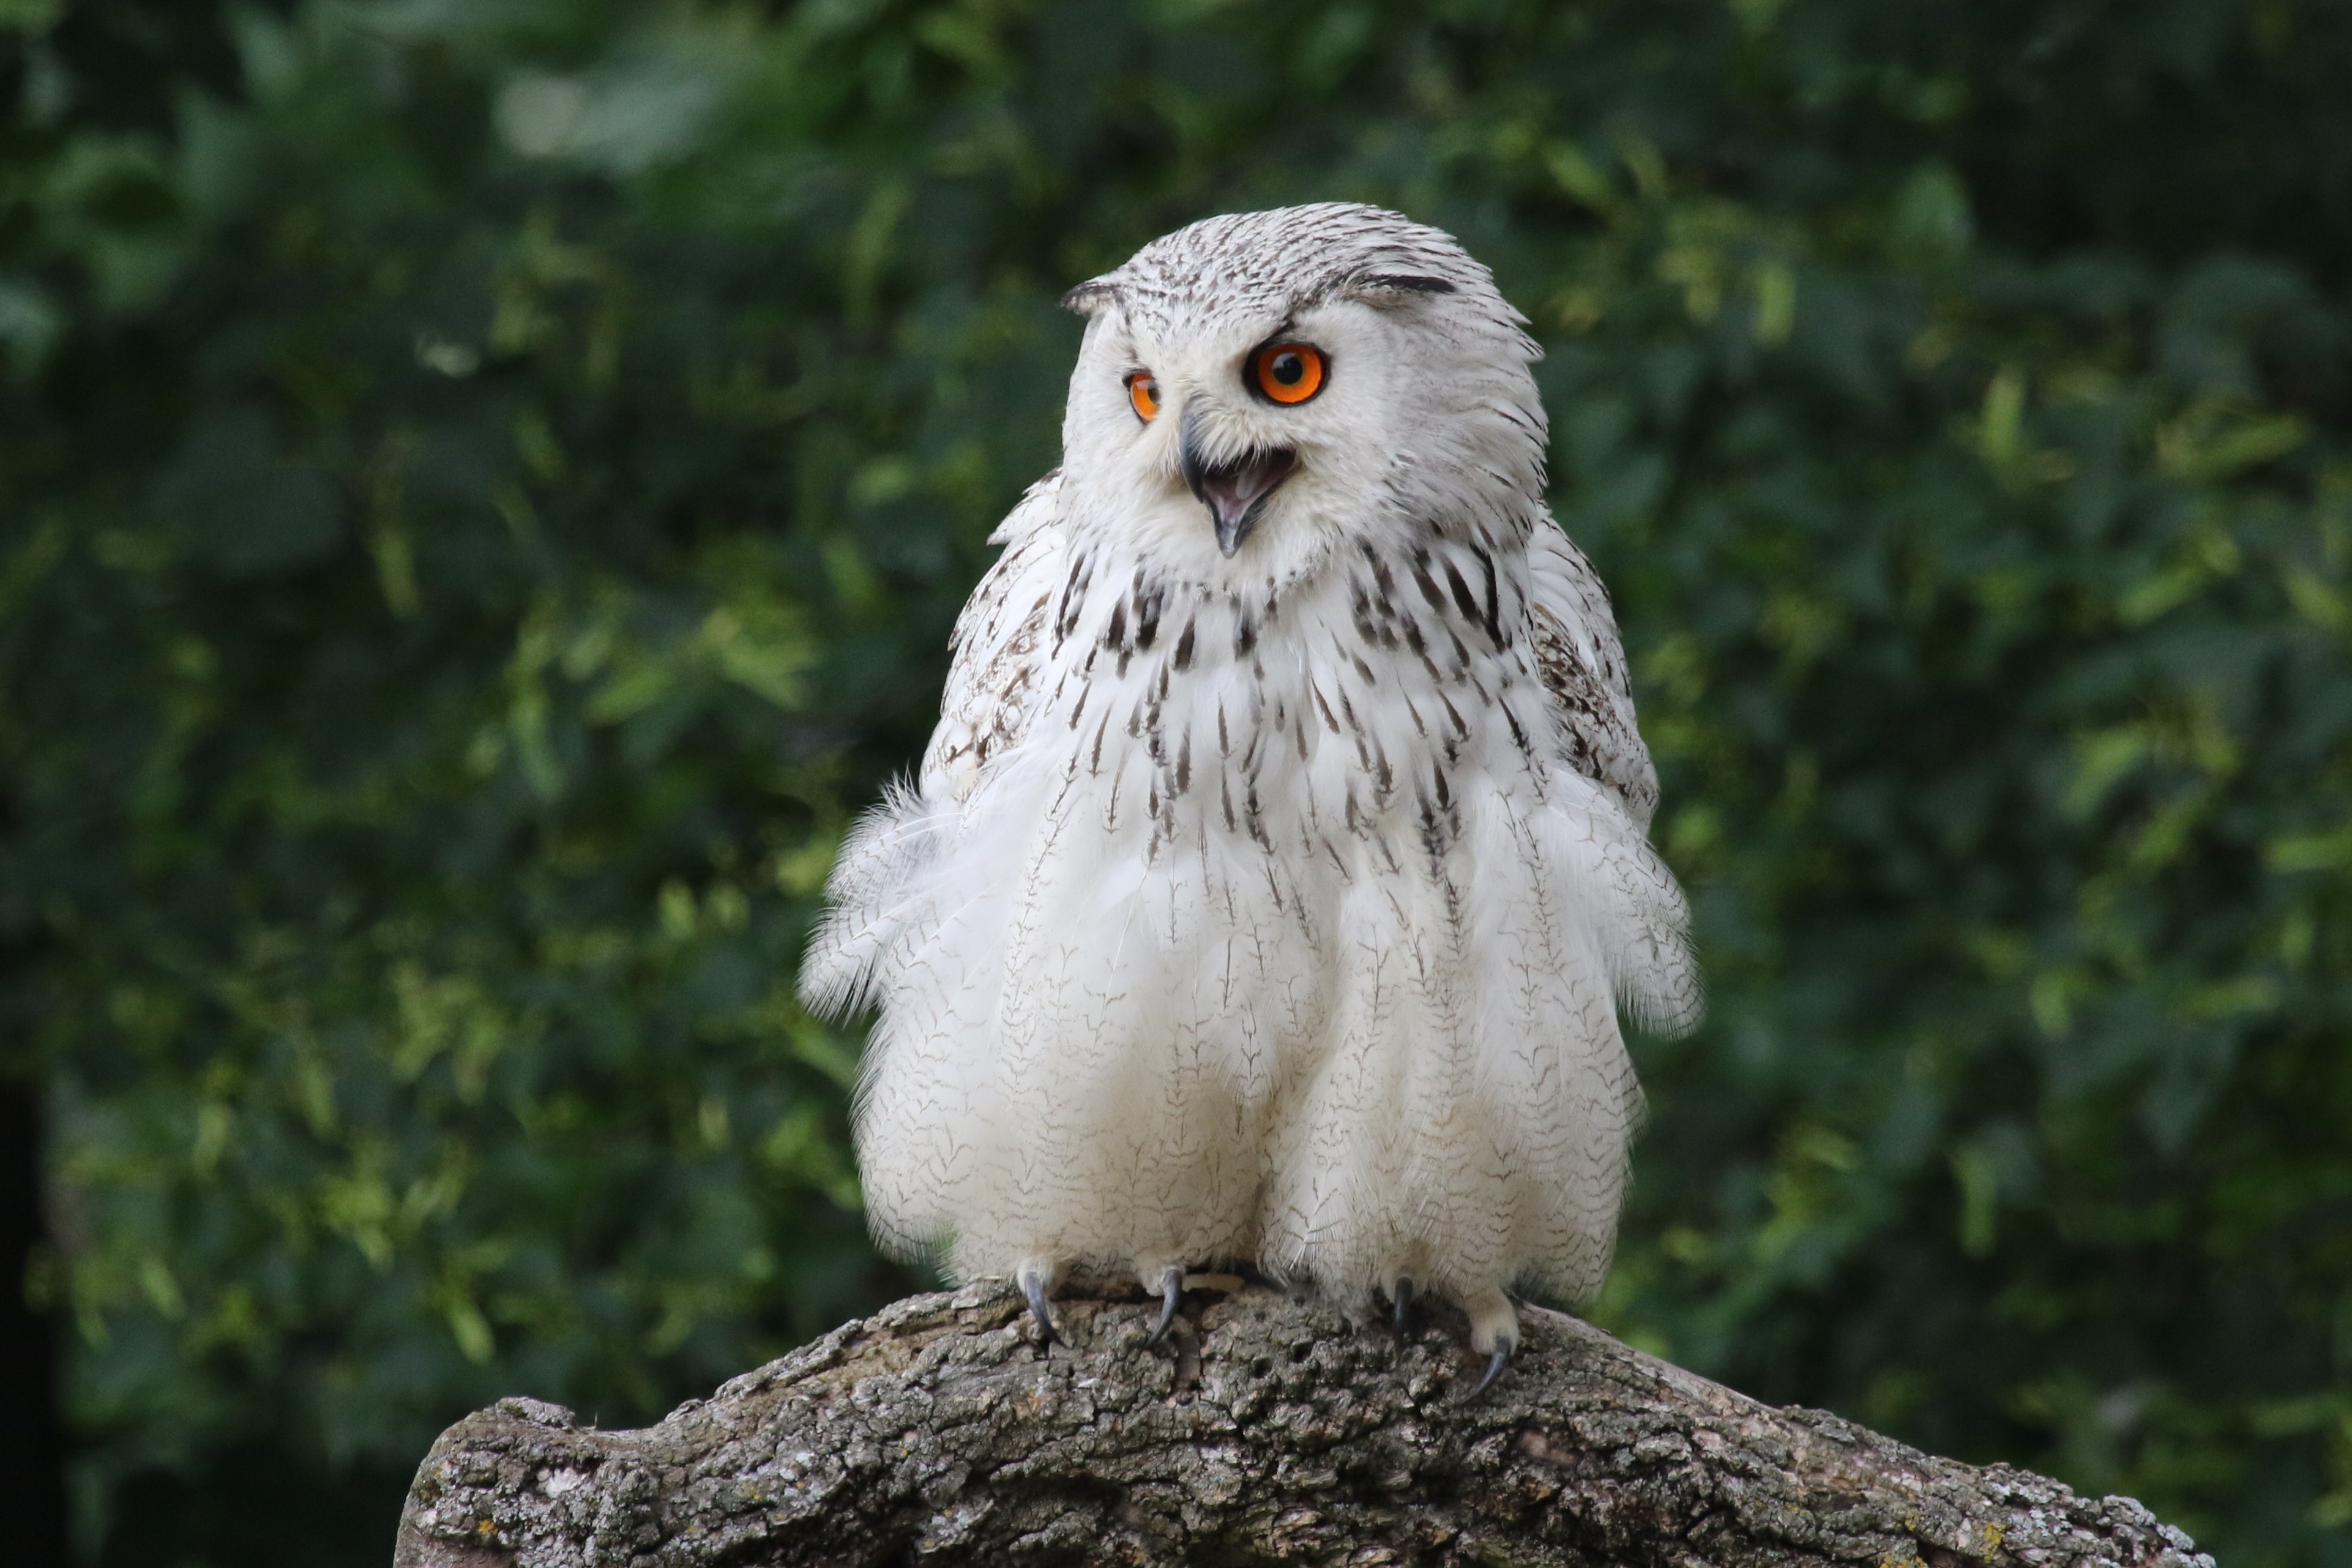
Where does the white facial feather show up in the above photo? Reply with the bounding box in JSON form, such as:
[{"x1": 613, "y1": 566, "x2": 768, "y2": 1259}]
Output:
[{"x1": 801, "y1": 203, "x2": 1700, "y2": 1355}]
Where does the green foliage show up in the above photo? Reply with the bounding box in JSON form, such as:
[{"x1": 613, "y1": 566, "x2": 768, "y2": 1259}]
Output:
[{"x1": 4, "y1": 0, "x2": 2350, "y2": 1561}]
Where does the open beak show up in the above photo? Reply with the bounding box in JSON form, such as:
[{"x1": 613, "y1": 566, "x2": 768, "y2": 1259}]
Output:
[{"x1": 1180, "y1": 406, "x2": 1297, "y2": 557}]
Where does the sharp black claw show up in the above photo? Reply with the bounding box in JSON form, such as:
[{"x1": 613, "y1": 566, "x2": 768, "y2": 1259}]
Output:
[
  {"x1": 1471, "y1": 1342, "x2": 1513, "y2": 1398},
  {"x1": 1145, "y1": 1267, "x2": 1183, "y2": 1347},
  {"x1": 1021, "y1": 1271, "x2": 1057, "y2": 1355},
  {"x1": 1392, "y1": 1277, "x2": 1414, "y2": 1334}
]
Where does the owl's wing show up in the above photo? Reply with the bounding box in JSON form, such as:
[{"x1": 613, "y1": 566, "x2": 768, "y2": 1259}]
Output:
[
  {"x1": 1523, "y1": 516, "x2": 1660, "y2": 831},
  {"x1": 920, "y1": 469, "x2": 1068, "y2": 802}
]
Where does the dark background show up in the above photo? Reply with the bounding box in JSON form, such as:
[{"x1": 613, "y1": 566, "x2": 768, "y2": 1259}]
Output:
[{"x1": 4, "y1": 0, "x2": 2350, "y2": 1562}]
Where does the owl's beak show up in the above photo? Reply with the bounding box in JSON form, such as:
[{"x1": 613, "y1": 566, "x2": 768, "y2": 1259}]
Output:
[{"x1": 1180, "y1": 407, "x2": 1296, "y2": 557}]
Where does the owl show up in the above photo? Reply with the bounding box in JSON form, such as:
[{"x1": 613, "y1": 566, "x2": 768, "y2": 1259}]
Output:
[{"x1": 801, "y1": 203, "x2": 1700, "y2": 1391}]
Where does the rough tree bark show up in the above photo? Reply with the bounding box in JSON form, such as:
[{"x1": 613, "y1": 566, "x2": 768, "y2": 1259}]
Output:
[{"x1": 395, "y1": 1279, "x2": 2212, "y2": 1568}]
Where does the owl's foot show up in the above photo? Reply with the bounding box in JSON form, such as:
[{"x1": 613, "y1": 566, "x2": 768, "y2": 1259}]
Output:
[
  {"x1": 1143, "y1": 1264, "x2": 1184, "y2": 1348},
  {"x1": 1389, "y1": 1275, "x2": 1415, "y2": 1334},
  {"x1": 1466, "y1": 1289, "x2": 1518, "y2": 1397},
  {"x1": 1018, "y1": 1261, "x2": 1058, "y2": 1356}
]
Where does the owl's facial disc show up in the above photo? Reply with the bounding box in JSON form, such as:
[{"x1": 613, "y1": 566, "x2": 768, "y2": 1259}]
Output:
[{"x1": 1178, "y1": 404, "x2": 1297, "y2": 556}]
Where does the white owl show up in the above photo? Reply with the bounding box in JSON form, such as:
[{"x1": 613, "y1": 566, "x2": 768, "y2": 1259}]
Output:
[{"x1": 801, "y1": 203, "x2": 1700, "y2": 1391}]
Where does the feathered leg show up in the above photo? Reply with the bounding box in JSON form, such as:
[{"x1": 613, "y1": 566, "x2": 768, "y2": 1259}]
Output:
[{"x1": 1466, "y1": 1287, "x2": 1518, "y2": 1397}]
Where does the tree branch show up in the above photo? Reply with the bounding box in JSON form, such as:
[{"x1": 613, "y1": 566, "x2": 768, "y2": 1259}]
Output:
[{"x1": 394, "y1": 1280, "x2": 2212, "y2": 1567}]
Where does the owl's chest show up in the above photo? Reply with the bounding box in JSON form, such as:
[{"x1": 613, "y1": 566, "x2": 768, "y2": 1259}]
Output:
[{"x1": 1032, "y1": 543, "x2": 1551, "y2": 861}]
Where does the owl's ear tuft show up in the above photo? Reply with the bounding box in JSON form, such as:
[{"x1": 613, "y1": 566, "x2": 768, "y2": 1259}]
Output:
[
  {"x1": 1061, "y1": 280, "x2": 1122, "y2": 317},
  {"x1": 1346, "y1": 272, "x2": 1458, "y2": 302}
]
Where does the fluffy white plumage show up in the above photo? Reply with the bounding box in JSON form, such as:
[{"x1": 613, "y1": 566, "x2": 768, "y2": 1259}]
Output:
[{"x1": 802, "y1": 203, "x2": 1700, "y2": 1362}]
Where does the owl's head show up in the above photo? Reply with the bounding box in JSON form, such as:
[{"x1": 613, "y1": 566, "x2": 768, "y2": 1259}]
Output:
[{"x1": 1058, "y1": 203, "x2": 1547, "y2": 590}]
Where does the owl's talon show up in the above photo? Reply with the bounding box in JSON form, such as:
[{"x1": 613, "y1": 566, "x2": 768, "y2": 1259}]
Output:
[
  {"x1": 1145, "y1": 1266, "x2": 1183, "y2": 1347},
  {"x1": 1391, "y1": 1277, "x2": 1414, "y2": 1334},
  {"x1": 1018, "y1": 1264, "x2": 1058, "y2": 1356},
  {"x1": 1466, "y1": 1288, "x2": 1518, "y2": 1395},
  {"x1": 1470, "y1": 1341, "x2": 1513, "y2": 1398}
]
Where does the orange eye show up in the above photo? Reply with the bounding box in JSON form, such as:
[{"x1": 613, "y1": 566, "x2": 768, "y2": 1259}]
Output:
[
  {"x1": 1251, "y1": 342, "x2": 1326, "y2": 405},
  {"x1": 1126, "y1": 371, "x2": 1161, "y2": 422}
]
